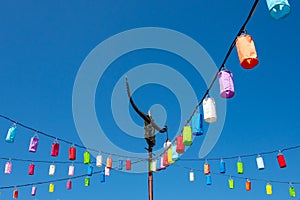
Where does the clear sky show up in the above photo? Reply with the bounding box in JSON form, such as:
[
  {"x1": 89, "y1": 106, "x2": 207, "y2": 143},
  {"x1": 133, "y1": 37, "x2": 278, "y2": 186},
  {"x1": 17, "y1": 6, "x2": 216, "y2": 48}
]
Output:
[{"x1": 0, "y1": 0, "x2": 300, "y2": 200}]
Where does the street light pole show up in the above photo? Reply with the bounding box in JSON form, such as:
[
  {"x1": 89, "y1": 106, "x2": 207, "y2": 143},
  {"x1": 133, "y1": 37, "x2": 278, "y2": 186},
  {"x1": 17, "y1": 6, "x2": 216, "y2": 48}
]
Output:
[
  {"x1": 126, "y1": 77, "x2": 167, "y2": 200},
  {"x1": 148, "y1": 146, "x2": 153, "y2": 200}
]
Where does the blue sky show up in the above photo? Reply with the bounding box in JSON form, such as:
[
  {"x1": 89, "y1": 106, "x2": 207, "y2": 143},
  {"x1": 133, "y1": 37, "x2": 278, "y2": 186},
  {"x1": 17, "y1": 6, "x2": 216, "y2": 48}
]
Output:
[{"x1": 0, "y1": 0, "x2": 300, "y2": 199}]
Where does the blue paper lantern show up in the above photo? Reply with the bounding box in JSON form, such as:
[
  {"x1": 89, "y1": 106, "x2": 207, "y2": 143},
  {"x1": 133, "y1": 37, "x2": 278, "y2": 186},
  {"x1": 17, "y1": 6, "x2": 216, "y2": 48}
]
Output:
[
  {"x1": 220, "y1": 159, "x2": 226, "y2": 173},
  {"x1": 118, "y1": 160, "x2": 123, "y2": 170},
  {"x1": 192, "y1": 112, "x2": 204, "y2": 136},
  {"x1": 206, "y1": 175, "x2": 212, "y2": 185},
  {"x1": 266, "y1": 0, "x2": 291, "y2": 20},
  {"x1": 5, "y1": 125, "x2": 17, "y2": 143},
  {"x1": 100, "y1": 172, "x2": 105, "y2": 183},
  {"x1": 87, "y1": 165, "x2": 93, "y2": 176}
]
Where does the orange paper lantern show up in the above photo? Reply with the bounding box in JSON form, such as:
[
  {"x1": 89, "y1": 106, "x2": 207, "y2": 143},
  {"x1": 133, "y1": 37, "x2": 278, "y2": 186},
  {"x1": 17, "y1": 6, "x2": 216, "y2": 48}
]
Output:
[{"x1": 236, "y1": 34, "x2": 259, "y2": 69}]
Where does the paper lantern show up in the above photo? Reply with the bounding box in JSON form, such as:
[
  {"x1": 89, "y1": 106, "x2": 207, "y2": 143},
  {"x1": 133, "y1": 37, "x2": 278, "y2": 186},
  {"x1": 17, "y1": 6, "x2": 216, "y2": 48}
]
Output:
[
  {"x1": 13, "y1": 189, "x2": 18, "y2": 199},
  {"x1": 206, "y1": 175, "x2": 212, "y2": 185},
  {"x1": 51, "y1": 142, "x2": 59, "y2": 157},
  {"x1": 228, "y1": 178, "x2": 234, "y2": 189},
  {"x1": 84, "y1": 177, "x2": 90, "y2": 186},
  {"x1": 256, "y1": 155, "x2": 265, "y2": 170},
  {"x1": 246, "y1": 179, "x2": 251, "y2": 191},
  {"x1": 266, "y1": 0, "x2": 291, "y2": 20},
  {"x1": 106, "y1": 157, "x2": 112, "y2": 169},
  {"x1": 289, "y1": 185, "x2": 296, "y2": 197},
  {"x1": 5, "y1": 161, "x2": 12, "y2": 174},
  {"x1": 105, "y1": 167, "x2": 110, "y2": 176},
  {"x1": 84, "y1": 151, "x2": 91, "y2": 164},
  {"x1": 31, "y1": 186, "x2": 37, "y2": 196},
  {"x1": 100, "y1": 172, "x2": 105, "y2": 183},
  {"x1": 150, "y1": 160, "x2": 157, "y2": 172},
  {"x1": 96, "y1": 155, "x2": 102, "y2": 167},
  {"x1": 67, "y1": 180, "x2": 72, "y2": 190},
  {"x1": 28, "y1": 163, "x2": 35, "y2": 175},
  {"x1": 87, "y1": 165, "x2": 93, "y2": 176},
  {"x1": 171, "y1": 144, "x2": 179, "y2": 160},
  {"x1": 220, "y1": 159, "x2": 226, "y2": 173},
  {"x1": 236, "y1": 34, "x2": 259, "y2": 69},
  {"x1": 49, "y1": 164, "x2": 55, "y2": 176},
  {"x1": 266, "y1": 183, "x2": 272, "y2": 195},
  {"x1": 167, "y1": 148, "x2": 174, "y2": 164},
  {"x1": 49, "y1": 183, "x2": 55, "y2": 192},
  {"x1": 203, "y1": 98, "x2": 217, "y2": 123},
  {"x1": 183, "y1": 126, "x2": 192, "y2": 146},
  {"x1": 28, "y1": 136, "x2": 39, "y2": 153},
  {"x1": 68, "y1": 165, "x2": 74, "y2": 176},
  {"x1": 6, "y1": 125, "x2": 17, "y2": 143},
  {"x1": 69, "y1": 146, "x2": 76, "y2": 160},
  {"x1": 163, "y1": 152, "x2": 169, "y2": 167},
  {"x1": 163, "y1": 140, "x2": 172, "y2": 150},
  {"x1": 189, "y1": 171, "x2": 195, "y2": 182},
  {"x1": 176, "y1": 136, "x2": 185, "y2": 154},
  {"x1": 159, "y1": 157, "x2": 166, "y2": 170},
  {"x1": 237, "y1": 159, "x2": 244, "y2": 174},
  {"x1": 277, "y1": 152, "x2": 287, "y2": 168},
  {"x1": 204, "y1": 163, "x2": 210, "y2": 175},
  {"x1": 126, "y1": 160, "x2": 131, "y2": 170},
  {"x1": 192, "y1": 112, "x2": 204, "y2": 136},
  {"x1": 118, "y1": 160, "x2": 123, "y2": 170},
  {"x1": 218, "y1": 70, "x2": 235, "y2": 98}
]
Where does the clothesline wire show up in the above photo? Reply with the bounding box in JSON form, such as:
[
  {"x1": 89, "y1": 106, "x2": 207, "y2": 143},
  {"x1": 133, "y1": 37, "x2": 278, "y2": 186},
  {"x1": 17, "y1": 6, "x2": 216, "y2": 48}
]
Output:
[
  {"x1": 0, "y1": 114, "x2": 145, "y2": 160},
  {"x1": 173, "y1": 163, "x2": 300, "y2": 185},
  {"x1": 0, "y1": 170, "x2": 104, "y2": 190},
  {"x1": 177, "y1": 144, "x2": 300, "y2": 161}
]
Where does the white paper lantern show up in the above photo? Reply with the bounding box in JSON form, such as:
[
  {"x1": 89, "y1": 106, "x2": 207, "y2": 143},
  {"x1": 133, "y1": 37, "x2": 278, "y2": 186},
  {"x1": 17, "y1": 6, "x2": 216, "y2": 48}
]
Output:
[{"x1": 203, "y1": 98, "x2": 217, "y2": 123}]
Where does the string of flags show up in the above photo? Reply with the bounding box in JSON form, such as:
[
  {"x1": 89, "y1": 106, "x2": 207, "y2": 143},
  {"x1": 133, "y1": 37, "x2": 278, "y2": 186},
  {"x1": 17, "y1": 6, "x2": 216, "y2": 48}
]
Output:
[{"x1": 0, "y1": 0, "x2": 295, "y2": 198}]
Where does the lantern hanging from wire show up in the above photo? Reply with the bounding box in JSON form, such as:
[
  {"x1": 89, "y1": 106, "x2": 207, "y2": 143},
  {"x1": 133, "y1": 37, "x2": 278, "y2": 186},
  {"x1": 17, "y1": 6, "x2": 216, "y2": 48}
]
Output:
[
  {"x1": 84, "y1": 151, "x2": 91, "y2": 164},
  {"x1": 126, "y1": 160, "x2": 131, "y2": 171},
  {"x1": 183, "y1": 125, "x2": 192, "y2": 146},
  {"x1": 51, "y1": 140, "x2": 59, "y2": 157},
  {"x1": 105, "y1": 167, "x2": 110, "y2": 176},
  {"x1": 171, "y1": 144, "x2": 179, "y2": 161},
  {"x1": 28, "y1": 163, "x2": 35, "y2": 175},
  {"x1": 189, "y1": 170, "x2": 195, "y2": 182},
  {"x1": 220, "y1": 159, "x2": 226, "y2": 173},
  {"x1": 49, "y1": 183, "x2": 55, "y2": 192},
  {"x1": 96, "y1": 154, "x2": 102, "y2": 167},
  {"x1": 28, "y1": 134, "x2": 39, "y2": 153},
  {"x1": 266, "y1": 183, "x2": 272, "y2": 195},
  {"x1": 5, "y1": 161, "x2": 12, "y2": 174},
  {"x1": 69, "y1": 146, "x2": 76, "y2": 160},
  {"x1": 49, "y1": 164, "x2": 56, "y2": 176},
  {"x1": 192, "y1": 112, "x2": 204, "y2": 136},
  {"x1": 67, "y1": 180, "x2": 72, "y2": 190},
  {"x1": 13, "y1": 189, "x2": 18, "y2": 199},
  {"x1": 256, "y1": 155, "x2": 265, "y2": 170},
  {"x1": 118, "y1": 160, "x2": 123, "y2": 170},
  {"x1": 84, "y1": 177, "x2": 90, "y2": 187},
  {"x1": 31, "y1": 186, "x2": 37, "y2": 196},
  {"x1": 246, "y1": 179, "x2": 251, "y2": 191},
  {"x1": 277, "y1": 151, "x2": 287, "y2": 168},
  {"x1": 289, "y1": 184, "x2": 296, "y2": 197},
  {"x1": 203, "y1": 97, "x2": 217, "y2": 123},
  {"x1": 176, "y1": 135, "x2": 185, "y2": 154},
  {"x1": 106, "y1": 157, "x2": 112, "y2": 169},
  {"x1": 218, "y1": 70, "x2": 235, "y2": 98},
  {"x1": 87, "y1": 165, "x2": 93, "y2": 176},
  {"x1": 68, "y1": 164, "x2": 74, "y2": 176},
  {"x1": 100, "y1": 172, "x2": 105, "y2": 183},
  {"x1": 236, "y1": 34, "x2": 259, "y2": 69},
  {"x1": 5, "y1": 124, "x2": 17, "y2": 143},
  {"x1": 206, "y1": 175, "x2": 212, "y2": 185},
  {"x1": 204, "y1": 162, "x2": 210, "y2": 175},
  {"x1": 228, "y1": 178, "x2": 234, "y2": 189},
  {"x1": 266, "y1": 0, "x2": 291, "y2": 20},
  {"x1": 237, "y1": 157, "x2": 244, "y2": 174}
]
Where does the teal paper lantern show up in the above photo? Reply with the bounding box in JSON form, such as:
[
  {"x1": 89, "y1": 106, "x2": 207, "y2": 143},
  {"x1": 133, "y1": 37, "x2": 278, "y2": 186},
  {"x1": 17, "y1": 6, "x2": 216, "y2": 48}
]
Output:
[
  {"x1": 5, "y1": 125, "x2": 17, "y2": 143},
  {"x1": 266, "y1": 0, "x2": 291, "y2": 20}
]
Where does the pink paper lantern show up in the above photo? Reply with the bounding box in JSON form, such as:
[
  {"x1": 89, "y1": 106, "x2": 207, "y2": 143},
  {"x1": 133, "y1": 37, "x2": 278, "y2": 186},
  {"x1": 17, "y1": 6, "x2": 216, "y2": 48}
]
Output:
[{"x1": 218, "y1": 70, "x2": 235, "y2": 98}]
